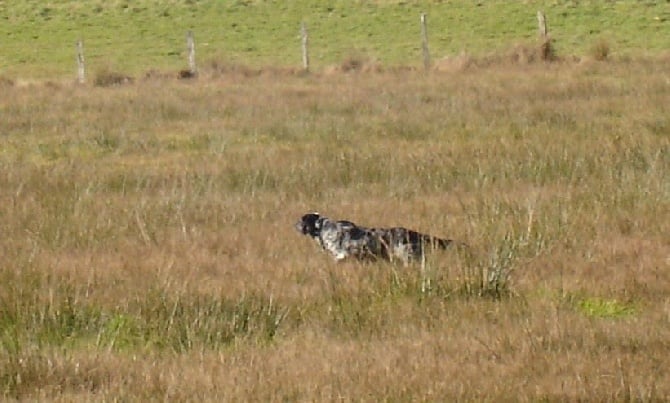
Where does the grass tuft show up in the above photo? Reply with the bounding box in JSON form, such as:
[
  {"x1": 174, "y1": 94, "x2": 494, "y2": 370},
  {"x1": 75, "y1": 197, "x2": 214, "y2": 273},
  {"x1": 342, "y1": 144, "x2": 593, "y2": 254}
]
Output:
[
  {"x1": 589, "y1": 38, "x2": 611, "y2": 61},
  {"x1": 93, "y1": 68, "x2": 134, "y2": 87}
]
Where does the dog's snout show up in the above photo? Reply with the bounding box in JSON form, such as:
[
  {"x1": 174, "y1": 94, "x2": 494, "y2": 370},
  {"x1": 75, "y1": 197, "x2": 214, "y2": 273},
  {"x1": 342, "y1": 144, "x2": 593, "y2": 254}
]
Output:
[{"x1": 294, "y1": 221, "x2": 304, "y2": 233}]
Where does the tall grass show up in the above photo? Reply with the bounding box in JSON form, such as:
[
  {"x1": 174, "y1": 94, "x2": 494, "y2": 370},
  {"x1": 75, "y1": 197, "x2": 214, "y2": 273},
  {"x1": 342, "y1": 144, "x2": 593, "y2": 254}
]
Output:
[{"x1": 0, "y1": 57, "x2": 668, "y2": 399}]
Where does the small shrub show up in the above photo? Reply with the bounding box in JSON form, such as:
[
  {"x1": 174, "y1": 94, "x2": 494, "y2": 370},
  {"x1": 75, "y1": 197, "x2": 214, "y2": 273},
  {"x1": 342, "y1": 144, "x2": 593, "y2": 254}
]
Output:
[
  {"x1": 341, "y1": 56, "x2": 365, "y2": 72},
  {"x1": 0, "y1": 76, "x2": 15, "y2": 87},
  {"x1": 539, "y1": 37, "x2": 556, "y2": 62},
  {"x1": 205, "y1": 60, "x2": 261, "y2": 78},
  {"x1": 94, "y1": 68, "x2": 134, "y2": 87},
  {"x1": 177, "y1": 69, "x2": 197, "y2": 79},
  {"x1": 339, "y1": 50, "x2": 379, "y2": 73},
  {"x1": 142, "y1": 69, "x2": 173, "y2": 81},
  {"x1": 590, "y1": 39, "x2": 611, "y2": 61}
]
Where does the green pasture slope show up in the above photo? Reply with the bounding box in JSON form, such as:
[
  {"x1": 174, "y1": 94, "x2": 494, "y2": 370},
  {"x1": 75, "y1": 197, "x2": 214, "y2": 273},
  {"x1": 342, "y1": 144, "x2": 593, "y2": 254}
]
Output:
[{"x1": 0, "y1": 0, "x2": 668, "y2": 78}]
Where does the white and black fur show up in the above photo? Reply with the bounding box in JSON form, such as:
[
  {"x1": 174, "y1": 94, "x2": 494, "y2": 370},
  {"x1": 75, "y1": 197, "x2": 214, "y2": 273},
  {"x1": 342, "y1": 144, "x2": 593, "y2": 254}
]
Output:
[{"x1": 295, "y1": 212, "x2": 456, "y2": 264}]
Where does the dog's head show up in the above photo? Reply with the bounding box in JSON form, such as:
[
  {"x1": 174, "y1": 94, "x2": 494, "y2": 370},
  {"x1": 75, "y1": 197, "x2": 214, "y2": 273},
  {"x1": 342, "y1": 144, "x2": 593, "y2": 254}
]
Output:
[{"x1": 295, "y1": 212, "x2": 322, "y2": 238}]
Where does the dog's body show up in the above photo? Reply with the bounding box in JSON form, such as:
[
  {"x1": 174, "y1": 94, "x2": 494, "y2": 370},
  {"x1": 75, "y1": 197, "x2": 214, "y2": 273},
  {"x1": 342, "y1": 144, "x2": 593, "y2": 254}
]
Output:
[{"x1": 295, "y1": 212, "x2": 456, "y2": 264}]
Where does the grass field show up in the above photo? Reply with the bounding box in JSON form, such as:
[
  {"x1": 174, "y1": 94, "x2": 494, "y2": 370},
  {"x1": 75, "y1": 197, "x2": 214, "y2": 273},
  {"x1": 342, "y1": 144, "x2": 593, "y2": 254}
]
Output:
[
  {"x1": 1, "y1": 1, "x2": 670, "y2": 401},
  {"x1": 1, "y1": 0, "x2": 669, "y2": 78}
]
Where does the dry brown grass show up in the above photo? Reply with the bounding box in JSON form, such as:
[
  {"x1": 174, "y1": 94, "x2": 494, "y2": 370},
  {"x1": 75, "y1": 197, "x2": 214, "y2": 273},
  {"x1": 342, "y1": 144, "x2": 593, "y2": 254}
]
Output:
[{"x1": 0, "y1": 57, "x2": 669, "y2": 400}]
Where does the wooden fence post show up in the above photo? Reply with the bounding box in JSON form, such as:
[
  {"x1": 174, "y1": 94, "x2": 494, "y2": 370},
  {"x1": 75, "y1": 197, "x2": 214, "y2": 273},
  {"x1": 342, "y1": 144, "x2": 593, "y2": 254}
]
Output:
[
  {"x1": 420, "y1": 13, "x2": 431, "y2": 71},
  {"x1": 186, "y1": 30, "x2": 197, "y2": 77},
  {"x1": 76, "y1": 39, "x2": 85, "y2": 84},
  {"x1": 537, "y1": 11, "x2": 554, "y2": 61},
  {"x1": 301, "y1": 22, "x2": 310, "y2": 72},
  {"x1": 537, "y1": 11, "x2": 548, "y2": 39}
]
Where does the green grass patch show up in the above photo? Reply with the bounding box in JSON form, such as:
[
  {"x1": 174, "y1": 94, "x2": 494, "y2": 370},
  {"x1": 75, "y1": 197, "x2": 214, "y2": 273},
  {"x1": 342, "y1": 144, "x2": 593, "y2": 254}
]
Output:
[
  {"x1": 1, "y1": 1, "x2": 668, "y2": 77},
  {"x1": 576, "y1": 297, "x2": 637, "y2": 319},
  {"x1": 0, "y1": 269, "x2": 293, "y2": 357}
]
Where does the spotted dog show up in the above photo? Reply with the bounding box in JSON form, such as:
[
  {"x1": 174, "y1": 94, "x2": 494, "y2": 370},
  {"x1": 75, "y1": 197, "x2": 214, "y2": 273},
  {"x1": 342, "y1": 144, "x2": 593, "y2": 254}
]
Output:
[{"x1": 295, "y1": 212, "x2": 457, "y2": 264}]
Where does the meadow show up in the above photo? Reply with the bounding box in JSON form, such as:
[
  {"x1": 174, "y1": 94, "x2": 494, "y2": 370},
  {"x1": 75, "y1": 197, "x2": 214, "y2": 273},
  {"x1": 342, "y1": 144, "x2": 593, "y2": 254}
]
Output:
[
  {"x1": 1, "y1": 0, "x2": 670, "y2": 401},
  {"x1": 1, "y1": 0, "x2": 669, "y2": 77}
]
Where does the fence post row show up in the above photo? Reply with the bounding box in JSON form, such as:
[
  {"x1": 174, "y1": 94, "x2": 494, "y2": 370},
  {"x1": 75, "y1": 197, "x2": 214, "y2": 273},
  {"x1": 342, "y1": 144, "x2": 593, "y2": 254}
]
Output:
[
  {"x1": 420, "y1": 13, "x2": 431, "y2": 71},
  {"x1": 76, "y1": 39, "x2": 85, "y2": 84},
  {"x1": 74, "y1": 12, "x2": 557, "y2": 81},
  {"x1": 301, "y1": 22, "x2": 310, "y2": 73}
]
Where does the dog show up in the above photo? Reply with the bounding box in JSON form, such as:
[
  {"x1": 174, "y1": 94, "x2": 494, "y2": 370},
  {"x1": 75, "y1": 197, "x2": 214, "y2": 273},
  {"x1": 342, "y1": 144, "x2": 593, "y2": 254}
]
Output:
[{"x1": 295, "y1": 212, "x2": 457, "y2": 265}]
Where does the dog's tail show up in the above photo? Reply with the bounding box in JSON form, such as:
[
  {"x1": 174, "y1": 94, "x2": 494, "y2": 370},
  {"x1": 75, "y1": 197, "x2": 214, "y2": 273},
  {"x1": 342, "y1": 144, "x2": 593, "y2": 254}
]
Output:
[
  {"x1": 421, "y1": 235, "x2": 452, "y2": 249},
  {"x1": 423, "y1": 235, "x2": 467, "y2": 250}
]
